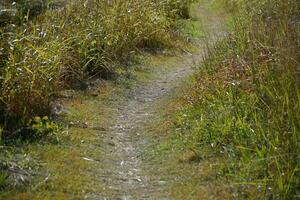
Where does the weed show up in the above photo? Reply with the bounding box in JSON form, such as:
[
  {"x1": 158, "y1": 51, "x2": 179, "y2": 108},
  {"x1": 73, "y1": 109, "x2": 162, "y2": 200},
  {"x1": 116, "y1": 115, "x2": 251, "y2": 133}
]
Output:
[
  {"x1": 0, "y1": 0, "x2": 194, "y2": 195},
  {"x1": 176, "y1": 0, "x2": 300, "y2": 198},
  {"x1": 0, "y1": 0, "x2": 192, "y2": 138}
]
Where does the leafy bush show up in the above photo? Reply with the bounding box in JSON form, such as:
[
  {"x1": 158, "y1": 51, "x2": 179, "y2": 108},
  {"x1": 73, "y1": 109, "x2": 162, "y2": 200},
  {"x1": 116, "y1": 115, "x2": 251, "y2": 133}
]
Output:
[{"x1": 177, "y1": 0, "x2": 300, "y2": 198}]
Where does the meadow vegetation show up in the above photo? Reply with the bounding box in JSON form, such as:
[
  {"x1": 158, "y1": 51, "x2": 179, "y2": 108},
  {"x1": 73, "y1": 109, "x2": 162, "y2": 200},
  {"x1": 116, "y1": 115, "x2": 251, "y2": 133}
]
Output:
[
  {"x1": 176, "y1": 0, "x2": 300, "y2": 198},
  {"x1": 0, "y1": 0, "x2": 193, "y2": 193},
  {"x1": 1, "y1": 0, "x2": 299, "y2": 198},
  {"x1": 0, "y1": 0, "x2": 192, "y2": 139}
]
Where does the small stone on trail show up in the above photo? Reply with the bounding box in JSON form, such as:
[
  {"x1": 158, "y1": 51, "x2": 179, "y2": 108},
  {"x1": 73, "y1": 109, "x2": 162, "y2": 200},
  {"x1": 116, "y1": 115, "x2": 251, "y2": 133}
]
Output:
[
  {"x1": 82, "y1": 157, "x2": 95, "y2": 162},
  {"x1": 108, "y1": 142, "x2": 115, "y2": 146},
  {"x1": 92, "y1": 126, "x2": 107, "y2": 131}
]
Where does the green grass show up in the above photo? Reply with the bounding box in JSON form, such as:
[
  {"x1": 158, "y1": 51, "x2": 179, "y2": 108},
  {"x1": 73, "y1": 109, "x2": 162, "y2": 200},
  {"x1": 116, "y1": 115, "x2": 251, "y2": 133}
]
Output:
[
  {"x1": 0, "y1": 44, "x2": 197, "y2": 198},
  {"x1": 174, "y1": 0, "x2": 300, "y2": 198},
  {"x1": 0, "y1": 0, "x2": 193, "y2": 137},
  {"x1": 0, "y1": 0, "x2": 195, "y2": 196},
  {"x1": 0, "y1": 82, "x2": 119, "y2": 199}
]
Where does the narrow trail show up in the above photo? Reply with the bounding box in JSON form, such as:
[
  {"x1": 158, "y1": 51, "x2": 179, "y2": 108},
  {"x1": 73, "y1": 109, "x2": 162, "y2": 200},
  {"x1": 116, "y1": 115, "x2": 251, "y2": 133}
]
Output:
[
  {"x1": 94, "y1": 3, "x2": 226, "y2": 200},
  {"x1": 100, "y1": 59, "x2": 195, "y2": 199}
]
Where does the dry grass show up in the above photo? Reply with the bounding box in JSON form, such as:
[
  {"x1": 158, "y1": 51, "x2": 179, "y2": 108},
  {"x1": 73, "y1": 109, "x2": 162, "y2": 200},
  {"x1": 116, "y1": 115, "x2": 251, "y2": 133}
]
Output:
[
  {"x1": 0, "y1": 0, "x2": 194, "y2": 194},
  {"x1": 0, "y1": 0, "x2": 192, "y2": 136},
  {"x1": 175, "y1": 0, "x2": 300, "y2": 198}
]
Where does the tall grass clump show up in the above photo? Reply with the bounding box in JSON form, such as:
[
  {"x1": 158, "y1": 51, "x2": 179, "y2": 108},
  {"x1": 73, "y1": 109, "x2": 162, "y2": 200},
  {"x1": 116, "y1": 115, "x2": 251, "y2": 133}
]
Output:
[
  {"x1": 0, "y1": 0, "x2": 192, "y2": 138},
  {"x1": 159, "y1": 0, "x2": 194, "y2": 19},
  {"x1": 176, "y1": 0, "x2": 300, "y2": 198}
]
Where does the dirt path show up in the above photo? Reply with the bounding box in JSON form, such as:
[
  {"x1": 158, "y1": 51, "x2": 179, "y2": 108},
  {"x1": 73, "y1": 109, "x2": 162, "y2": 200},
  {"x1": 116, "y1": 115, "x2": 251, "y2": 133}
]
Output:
[
  {"x1": 92, "y1": 3, "x2": 227, "y2": 200},
  {"x1": 99, "y1": 64, "x2": 191, "y2": 199},
  {"x1": 99, "y1": 54, "x2": 197, "y2": 199}
]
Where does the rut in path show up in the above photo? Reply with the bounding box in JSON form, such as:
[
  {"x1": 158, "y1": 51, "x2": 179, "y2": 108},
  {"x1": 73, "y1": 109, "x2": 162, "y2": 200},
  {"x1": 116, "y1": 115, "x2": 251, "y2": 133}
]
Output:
[{"x1": 94, "y1": 3, "x2": 226, "y2": 200}]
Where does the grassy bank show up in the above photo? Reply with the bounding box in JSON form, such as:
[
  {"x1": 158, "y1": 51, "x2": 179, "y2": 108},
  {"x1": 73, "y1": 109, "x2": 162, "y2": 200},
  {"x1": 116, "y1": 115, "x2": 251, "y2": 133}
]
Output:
[
  {"x1": 175, "y1": 0, "x2": 299, "y2": 198},
  {"x1": 0, "y1": 0, "x2": 192, "y2": 137},
  {"x1": 0, "y1": 0, "x2": 193, "y2": 196}
]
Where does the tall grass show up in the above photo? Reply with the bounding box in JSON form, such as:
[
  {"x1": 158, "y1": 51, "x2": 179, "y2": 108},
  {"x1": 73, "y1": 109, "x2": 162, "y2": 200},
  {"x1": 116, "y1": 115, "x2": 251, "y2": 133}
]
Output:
[
  {"x1": 0, "y1": 0, "x2": 192, "y2": 138},
  {"x1": 176, "y1": 0, "x2": 300, "y2": 198}
]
